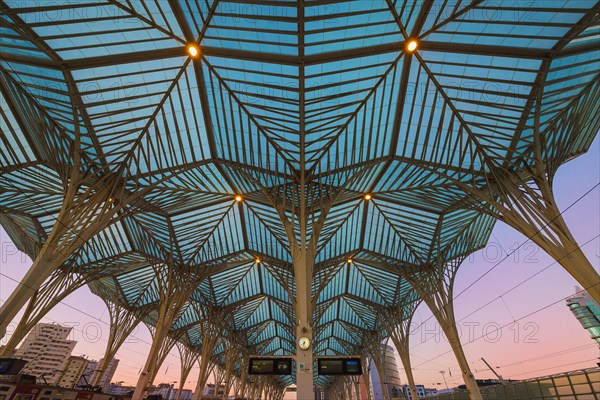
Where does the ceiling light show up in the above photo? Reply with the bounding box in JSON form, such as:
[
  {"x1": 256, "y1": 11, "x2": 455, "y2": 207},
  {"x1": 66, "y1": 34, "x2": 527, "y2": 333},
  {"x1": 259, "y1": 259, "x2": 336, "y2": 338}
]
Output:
[
  {"x1": 235, "y1": 195, "x2": 243, "y2": 202},
  {"x1": 364, "y1": 194, "x2": 372, "y2": 201},
  {"x1": 406, "y1": 40, "x2": 418, "y2": 52},
  {"x1": 187, "y1": 44, "x2": 199, "y2": 57}
]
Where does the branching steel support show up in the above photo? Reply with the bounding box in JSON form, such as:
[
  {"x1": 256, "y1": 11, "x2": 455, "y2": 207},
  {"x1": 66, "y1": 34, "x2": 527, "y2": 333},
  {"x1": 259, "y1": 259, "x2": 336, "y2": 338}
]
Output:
[
  {"x1": 176, "y1": 342, "x2": 199, "y2": 400},
  {"x1": 192, "y1": 309, "x2": 226, "y2": 400},
  {"x1": 1, "y1": 268, "x2": 87, "y2": 356},
  {"x1": 149, "y1": 328, "x2": 185, "y2": 384},
  {"x1": 377, "y1": 302, "x2": 421, "y2": 400},
  {"x1": 405, "y1": 260, "x2": 482, "y2": 400},
  {"x1": 445, "y1": 86, "x2": 600, "y2": 304},
  {"x1": 388, "y1": 326, "x2": 419, "y2": 400},
  {"x1": 238, "y1": 357, "x2": 249, "y2": 399},
  {"x1": 352, "y1": 376, "x2": 361, "y2": 400},
  {"x1": 0, "y1": 172, "x2": 122, "y2": 339},
  {"x1": 365, "y1": 334, "x2": 390, "y2": 400},
  {"x1": 93, "y1": 298, "x2": 150, "y2": 386},
  {"x1": 194, "y1": 359, "x2": 216, "y2": 400},
  {"x1": 222, "y1": 346, "x2": 238, "y2": 400},
  {"x1": 232, "y1": 376, "x2": 240, "y2": 398},
  {"x1": 346, "y1": 377, "x2": 355, "y2": 400},
  {"x1": 494, "y1": 171, "x2": 600, "y2": 303},
  {"x1": 132, "y1": 266, "x2": 199, "y2": 399},
  {"x1": 214, "y1": 366, "x2": 226, "y2": 396}
]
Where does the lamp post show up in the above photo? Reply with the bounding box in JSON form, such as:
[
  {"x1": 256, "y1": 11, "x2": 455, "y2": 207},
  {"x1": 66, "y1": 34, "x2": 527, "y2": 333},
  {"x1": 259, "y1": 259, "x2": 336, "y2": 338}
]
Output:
[{"x1": 439, "y1": 371, "x2": 449, "y2": 390}]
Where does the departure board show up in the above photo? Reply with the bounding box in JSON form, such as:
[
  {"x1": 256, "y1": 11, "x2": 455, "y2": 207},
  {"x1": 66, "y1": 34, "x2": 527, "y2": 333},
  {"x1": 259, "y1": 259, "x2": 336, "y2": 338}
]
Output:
[
  {"x1": 248, "y1": 358, "x2": 292, "y2": 375},
  {"x1": 249, "y1": 359, "x2": 274, "y2": 374},
  {"x1": 318, "y1": 359, "x2": 344, "y2": 374},
  {"x1": 317, "y1": 358, "x2": 362, "y2": 375},
  {"x1": 345, "y1": 359, "x2": 361, "y2": 374}
]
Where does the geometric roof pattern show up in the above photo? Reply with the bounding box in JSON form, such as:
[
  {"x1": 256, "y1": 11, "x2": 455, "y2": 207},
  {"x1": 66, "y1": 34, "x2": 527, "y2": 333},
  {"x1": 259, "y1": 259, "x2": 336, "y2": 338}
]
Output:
[{"x1": 1, "y1": 0, "x2": 599, "y2": 389}]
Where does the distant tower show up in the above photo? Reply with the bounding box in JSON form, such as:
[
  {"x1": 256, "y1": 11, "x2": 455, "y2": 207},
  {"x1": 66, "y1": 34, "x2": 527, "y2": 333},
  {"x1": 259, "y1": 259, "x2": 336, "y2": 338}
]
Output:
[
  {"x1": 81, "y1": 359, "x2": 98, "y2": 385},
  {"x1": 14, "y1": 323, "x2": 76, "y2": 384},
  {"x1": 370, "y1": 343, "x2": 403, "y2": 399},
  {"x1": 567, "y1": 286, "x2": 600, "y2": 345},
  {"x1": 79, "y1": 357, "x2": 119, "y2": 390},
  {"x1": 58, "y1": 356, "x2": 89, "y2": 388},
  {"x1": 94, "y1": 358, "x2": 120, "y2": 391}
]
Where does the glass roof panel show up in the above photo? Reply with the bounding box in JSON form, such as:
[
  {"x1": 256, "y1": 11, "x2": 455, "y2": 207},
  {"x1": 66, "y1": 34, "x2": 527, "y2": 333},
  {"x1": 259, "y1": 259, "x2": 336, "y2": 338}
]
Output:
[
  {"x1": 305, "y1": 1, "x2": 401, "y2": 55},
  {"x1": 1, "y1": 1, "x2": 598, "y2": 386}
]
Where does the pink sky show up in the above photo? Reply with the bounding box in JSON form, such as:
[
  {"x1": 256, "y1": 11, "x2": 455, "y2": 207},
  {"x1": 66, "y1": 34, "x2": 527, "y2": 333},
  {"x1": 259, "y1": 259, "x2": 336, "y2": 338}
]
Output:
[{"x1": 1, "y1": 136, "x2": 598, "y2": 393}]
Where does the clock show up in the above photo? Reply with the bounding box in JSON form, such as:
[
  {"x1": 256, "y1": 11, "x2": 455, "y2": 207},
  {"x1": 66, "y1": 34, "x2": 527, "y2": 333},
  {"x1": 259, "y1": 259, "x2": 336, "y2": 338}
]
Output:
[{"x1": 298, "y1": 336, "x2": 311, "y2": 350}]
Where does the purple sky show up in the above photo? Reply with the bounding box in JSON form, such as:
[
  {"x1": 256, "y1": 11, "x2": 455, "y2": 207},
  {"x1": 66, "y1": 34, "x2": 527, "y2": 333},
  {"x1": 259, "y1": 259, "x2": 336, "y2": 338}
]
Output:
[{"x1": 1, "y1": 135, "x2": 598, "y2": 392}]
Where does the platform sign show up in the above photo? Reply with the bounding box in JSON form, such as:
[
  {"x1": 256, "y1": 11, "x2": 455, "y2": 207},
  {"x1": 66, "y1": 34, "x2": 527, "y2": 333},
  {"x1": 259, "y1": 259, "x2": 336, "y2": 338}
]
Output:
[
  {"x1": 248, "y1": 357, "x2": 292, "y2": 375},
  {"x1": 317, "y1": 358, "x2": 362, "y2": 375}
]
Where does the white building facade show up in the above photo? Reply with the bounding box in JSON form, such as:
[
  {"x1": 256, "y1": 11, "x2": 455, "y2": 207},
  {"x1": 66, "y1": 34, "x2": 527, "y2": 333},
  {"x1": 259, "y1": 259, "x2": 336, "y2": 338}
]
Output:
[
  {"x1": 15, "y1": 323, "x2": 76, "y2": 384},
  {"x1": 57, "y1": 356, "x2": 89, "y2": 388},
  {"x1": 93, "y1": 358, "x2": 120, "y2": 391}
]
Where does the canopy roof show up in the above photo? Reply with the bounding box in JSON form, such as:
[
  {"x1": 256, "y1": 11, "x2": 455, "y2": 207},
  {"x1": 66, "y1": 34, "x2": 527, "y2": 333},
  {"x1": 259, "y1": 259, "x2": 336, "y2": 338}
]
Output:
[{"x1": 1, "y1": 0, "x2": 598, "y2": 389}]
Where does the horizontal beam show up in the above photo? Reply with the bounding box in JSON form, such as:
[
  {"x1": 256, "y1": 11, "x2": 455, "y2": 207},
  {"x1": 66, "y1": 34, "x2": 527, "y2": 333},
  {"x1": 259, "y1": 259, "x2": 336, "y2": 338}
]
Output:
[
  {"x1": 419, "y1": 41, "x2": 551, "y2": 59},
  {"x1": 64, "y1": 47, "x2": 186, "y2": 70},
  {"x1": 4, "y1": 39, "x2": 561, "y2": 77},
  {"x1": 248, "y1": 355, "x2": 294, "y2": 358},
  {"x1": 314, "y1": 355, "x2": 362, "y2": 359},
  {"x1": 555, "y1": 41, "x2": 600, "y2": 59},
  {"x1": 0, "y1": 53, "x2": 60, "y2": 69}
]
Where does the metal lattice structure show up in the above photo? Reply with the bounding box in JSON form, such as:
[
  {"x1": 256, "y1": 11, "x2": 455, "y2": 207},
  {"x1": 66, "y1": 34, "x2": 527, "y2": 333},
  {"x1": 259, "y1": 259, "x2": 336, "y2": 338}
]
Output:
[{"x1": 1, "y1": 1, "x2": 598, "y2": 399}]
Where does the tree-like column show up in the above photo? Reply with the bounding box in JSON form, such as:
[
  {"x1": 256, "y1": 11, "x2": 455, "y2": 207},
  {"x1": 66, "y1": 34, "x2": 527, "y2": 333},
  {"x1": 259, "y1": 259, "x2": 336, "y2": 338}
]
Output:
[
  {"x1": 1, "y1": 267, "x2": 89, "y2": 356},
  {"x1": 175, "y1": 342, "x2": 199, "y2": 400},
  {"x1": 364, "y1": 332, "x2": 390, "y2": 400},
  {"x1": 192, "y1": 306, "x2": 229, "y2": 400},
  {"x1": 132, "y1": 265, "x2": 200, "y2": 399},
  {"x1": 376, "y1": 299, "x2": 421, "y2": 400},
  {"x1": 92, "y1": 297, "x2": 151, "y2": 386},
  {"x1": 404, "y1": 259, "x2": 483, "y2": 400},
  {"x1": 221, "y1": 345, "x2": 238, "y2": 399}
]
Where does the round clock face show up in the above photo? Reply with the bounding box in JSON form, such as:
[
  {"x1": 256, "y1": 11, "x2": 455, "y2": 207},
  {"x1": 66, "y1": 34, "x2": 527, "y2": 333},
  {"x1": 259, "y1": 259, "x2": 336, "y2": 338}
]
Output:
[{"x1": 298, "y1": 336, "x2": 311, "y2": 350}]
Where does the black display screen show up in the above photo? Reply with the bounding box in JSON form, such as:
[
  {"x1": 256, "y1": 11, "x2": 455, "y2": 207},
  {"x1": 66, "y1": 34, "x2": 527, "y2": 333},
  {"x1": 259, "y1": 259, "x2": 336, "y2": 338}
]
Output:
[
  {"x1": 318, "y1": 359, "x2": 344, "y2": 374},
  {"x1": 274, "y1": 359, "x2": 292, "y2": 374},
  {"x1": 248, "y1": 358, "x2": 292, "y2": 375},
  {"x1": 0, "y1": 359, "x2": 13, "y2": 373},
  {"x1": 0, "y1": 358, "x2": 28, "y2": 375},
  {"x1": 249, "y1": 359, "x2": 274, "y2": 374},
  {"x1": 345, "y1": 359, "x2": 361, "y2": 374},
  {"x1": 317, "y1": 358, "x2": 362, "y2": 375}
]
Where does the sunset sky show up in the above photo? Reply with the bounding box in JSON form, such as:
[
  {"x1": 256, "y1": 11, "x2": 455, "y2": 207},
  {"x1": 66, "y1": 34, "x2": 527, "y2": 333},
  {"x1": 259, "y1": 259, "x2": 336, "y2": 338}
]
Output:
[{"x1": 1, "y1": 135, "x2": 598, "y2": 393}]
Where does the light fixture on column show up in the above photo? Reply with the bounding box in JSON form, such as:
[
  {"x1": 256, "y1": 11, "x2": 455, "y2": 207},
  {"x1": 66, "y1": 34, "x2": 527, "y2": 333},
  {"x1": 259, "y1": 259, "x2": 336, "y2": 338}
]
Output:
[
  {"x1": 255, "y1": 257, "x2": 261, "y2": 264},
  {"x1": 364, "y1": 193, "x2": 372, "y2": 201},
  {"x1": 235, "y1": 195, "x2": 243, "y2": 202}
]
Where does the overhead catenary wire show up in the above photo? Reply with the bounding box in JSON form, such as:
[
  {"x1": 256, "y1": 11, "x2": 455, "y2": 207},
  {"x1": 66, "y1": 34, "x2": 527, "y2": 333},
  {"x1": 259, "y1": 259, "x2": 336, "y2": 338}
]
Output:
[
  {"x1": 407, "y1": 182, "x2": 600, "y2": 352},
  {"x1": 0, "y1": 179, "x2": 189, "y2": 366},
  {"x1": 0, "y1": 295, "x2": 180, "y2": 385},
  {"x1": 412, "y1": 278, "x2": 600, "y2": 370},
  {"x1": 410, "y1": 232, "x2": 600, "y2": 351}
]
